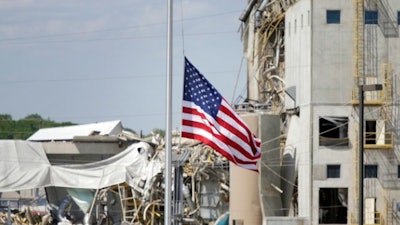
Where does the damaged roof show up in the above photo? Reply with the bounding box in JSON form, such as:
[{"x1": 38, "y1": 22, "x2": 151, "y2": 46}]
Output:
[{"x1": 27, "y1": 120, "x2": 123, "y2": 141}]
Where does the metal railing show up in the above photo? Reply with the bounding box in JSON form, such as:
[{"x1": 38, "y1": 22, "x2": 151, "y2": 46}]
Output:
[
  {"x1": 352, "y1": 88, "x2": 385, "y2": 105},
  {"x1": 364, "y1": 131, "x2": 393, "y2": 149},
  {"x1": 351, "y1": 211, "x2": 383, "y2": 225}
]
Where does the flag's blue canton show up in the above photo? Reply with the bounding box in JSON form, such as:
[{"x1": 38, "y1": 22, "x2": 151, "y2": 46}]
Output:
[{"x1": 183, "y1": 58, "x2": 222, "y2": 118}]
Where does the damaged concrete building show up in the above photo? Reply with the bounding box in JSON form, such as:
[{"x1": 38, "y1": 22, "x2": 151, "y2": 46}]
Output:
[
  {"x1": 3, "y1": 1, "x2": 400, "y2": 225},
  {"x1": 236, "y1": 0, "x2": 400, "y2": 224}
]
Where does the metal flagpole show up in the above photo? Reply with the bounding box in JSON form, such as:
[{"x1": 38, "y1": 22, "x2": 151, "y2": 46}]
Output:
[{"x1": 165, "y1": 0, "x2": 173, "y2": 224}]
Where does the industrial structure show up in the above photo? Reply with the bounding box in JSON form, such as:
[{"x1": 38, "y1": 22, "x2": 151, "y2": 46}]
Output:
[
  {"x1": 235, "y1": 0, "x2": 400, "y2": 224},
  {"x1": 0, "y1": 121, "x2": 234, "y2": 225},
  {"x1": 3, "y1": 1, "x2": 400, "y2": 225}
]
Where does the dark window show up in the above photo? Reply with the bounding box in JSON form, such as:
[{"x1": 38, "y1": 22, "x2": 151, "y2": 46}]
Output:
[
  {"x1": 319, "y1": 117, "x2": 349, "y2": 146},
  {"x1": 365, "y1": 120, "x2": 376, "y2": 144},
  {"x1": 398, "y1": 165, "x2": 400, "y2": 178},
  {"x1": 327, "y1": 10, "x2": 341, "y2": 24},
  {"x1": 327, "y1": 165, "x2": 341, "y2": 178},
  {"x1": 398, "y1": 11, "x2": 400, "y2": 25},
  {"x1": 365, "y1": 165, "x2": 378, "y2": 178},
  {"x1": 319, "y1": 188, "x2": 348, "y2": 224},
  {"x1": 365, "y1": 10, "x2": 378, "y2": 24}
]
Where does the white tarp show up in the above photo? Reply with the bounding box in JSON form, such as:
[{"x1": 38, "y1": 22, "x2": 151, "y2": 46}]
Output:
[{"x1": 0, "y1": 140, "x2": 162, "y2": 192}]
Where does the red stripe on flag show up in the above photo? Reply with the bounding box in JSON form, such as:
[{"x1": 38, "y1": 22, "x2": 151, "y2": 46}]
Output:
[
  {"x1": 218, "y1": 101, "x2": 261, "y2": 156},
  {"x1": 181, "y1": 131, "x2": 259, "y2": 169},
  {"x1": 182, "y1": 107, "x2": 260, "y2": 160}
]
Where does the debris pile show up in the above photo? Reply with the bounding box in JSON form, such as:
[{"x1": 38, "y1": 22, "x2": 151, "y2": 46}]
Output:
[{"x1": 0, "y1": 133, "x2": 231, "y2": 225}]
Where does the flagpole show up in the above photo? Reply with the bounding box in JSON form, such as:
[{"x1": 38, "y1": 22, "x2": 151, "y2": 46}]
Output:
[{"x1": 165, "y1": 0, "x2": 173, "y2": 224}]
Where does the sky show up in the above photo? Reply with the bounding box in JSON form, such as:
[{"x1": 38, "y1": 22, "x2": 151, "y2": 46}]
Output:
[{"x1": 0, "y1": 0, "x2": 248, "y2": 135}]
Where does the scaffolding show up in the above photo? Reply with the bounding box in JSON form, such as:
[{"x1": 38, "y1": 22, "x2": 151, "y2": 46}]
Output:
[
  {"x1": 353, "y1": 0, "x2": 364, "y2": 86},
  {"x1": 352, "y1": 1, "x2": 397, "y2": 224}
]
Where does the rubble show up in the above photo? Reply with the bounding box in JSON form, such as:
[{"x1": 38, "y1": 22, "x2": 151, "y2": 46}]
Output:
[{"x1": 0, "y1": 131, "x2": 231, "y2": 225}]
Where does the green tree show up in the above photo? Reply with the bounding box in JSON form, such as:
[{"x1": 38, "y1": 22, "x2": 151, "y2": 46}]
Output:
[
  {"x1": 0, "y1": 114, "x2": 12, "y2": 120},
  {"x1": 24, "y1": 113, "x2": 43, "y2": 120},
  {"x1": 0, "y1": 113, "x2": 76, "y2": 140}
]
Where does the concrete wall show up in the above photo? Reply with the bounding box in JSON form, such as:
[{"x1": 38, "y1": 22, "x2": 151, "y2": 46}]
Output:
[
  {"x1": 285, "y1": 0, "x2": 312, "y2": 108},
  {"x1": 285, "y1": 0, "x2": 313, "y2": 220},
  {"x1": 311, "y1": 0, "x2": 353, "y2": 104},
  {"x1": 285, "y1": 0, "x2": 400, "y2": 224},
  {"x1": 311, "y1": 105, "x2": 355, "y2": 224},
  {"x1": 245, "y1": 8, "x2": 260, "y2": 103},
  {"x1": 240, "y1": 0, "x2": 400, "y2": 224}
]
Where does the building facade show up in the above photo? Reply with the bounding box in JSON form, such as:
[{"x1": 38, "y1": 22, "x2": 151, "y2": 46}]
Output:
[{"x1": 239, "y1": 0, "x2": 400, "y2": 224}]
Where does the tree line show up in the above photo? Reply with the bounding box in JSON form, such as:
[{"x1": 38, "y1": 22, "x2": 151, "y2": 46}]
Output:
[
  {"x1": 0, "y1": 113, "x2": 165, "y2": 140},
  {"x1": 0, "y1": 113, "x2": 75, "y2": 140}
]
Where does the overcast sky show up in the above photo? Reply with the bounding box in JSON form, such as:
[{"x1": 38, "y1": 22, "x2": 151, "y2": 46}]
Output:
[{"x1": 0, "y1": 0, "x2": 248, "y2": 134}]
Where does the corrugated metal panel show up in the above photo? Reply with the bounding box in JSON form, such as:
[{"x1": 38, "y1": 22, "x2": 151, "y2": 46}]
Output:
[
  {"x1": 27, "y1": 120, "x2": 123, "y2": 141},
  {"x1": 172, "y1": 150, "x2": 191, "y2": 165}
]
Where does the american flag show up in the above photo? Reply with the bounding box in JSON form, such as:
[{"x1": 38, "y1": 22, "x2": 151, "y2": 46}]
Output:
[{"x1": 181, "y1": 57, "x2": 261, "y2": 172}]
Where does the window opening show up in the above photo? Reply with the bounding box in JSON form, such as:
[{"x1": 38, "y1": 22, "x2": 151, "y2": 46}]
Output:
[
  {"x1": 365, "y1": 120, "x2": 376, "y2": 144},
  {"x1": 319, "y1": 188, "x2": 348, "y2": 224},
  {"x1": 327, "y1": 10, "x2": 341, "y2": 24},
  {"x1": 365, "y1": 165, "x2": 378, "y2": 178},
  {"x1": 319, "y1": 117, "x2": 349, "y2": 146},
  {"x1": 397, "y1": 165, "x2": 400, "y2": 178},
  {"x1": 327, "y1": 165, "x2": 340, "y2": 178},
  {"x1": 398, "y1": 11, "x2": 400, "y2": 25},
  {"x1": 365, "y1": 10, "x2": 378, "y2": 24}
]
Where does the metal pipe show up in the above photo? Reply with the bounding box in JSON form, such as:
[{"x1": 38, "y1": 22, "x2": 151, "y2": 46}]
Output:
[
  {"x1": 83, "y1": 213, "x2": 91, "y2": 225},
  {"x1": 239, "y1": 0, "x2": 257, "y2": 22},
  {"x1": 258, "y1": 0, "x2": 272, "y2": 12},
  {"x1": 7, "y1": 201, "x2": 11, "y2": 225},
  {"x1": 174, "y1": 166, "x2": 183, "y2": 225},
  {"x1": 57, "y1": 195, "x2": 72, "y2": 222},
  {"x1": 182, "y1": 184, "x2": 195, "y2": 212}
]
